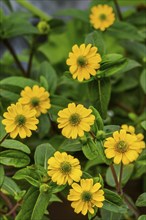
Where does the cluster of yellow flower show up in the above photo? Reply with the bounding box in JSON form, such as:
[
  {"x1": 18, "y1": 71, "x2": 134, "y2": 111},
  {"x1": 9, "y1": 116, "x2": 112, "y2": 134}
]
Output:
[
  {"x1": 66, "y1": 4, "x2": 115, "y2": 82},
  {"x1": 48, "y1": 151, "x2": 105, "y2": 215},
  {"x1": 104, "y1": 125, "x2": 145, "y2": 165},
  {"x1": 2, "y1": 85, "x2": 51, "y2": 138}
]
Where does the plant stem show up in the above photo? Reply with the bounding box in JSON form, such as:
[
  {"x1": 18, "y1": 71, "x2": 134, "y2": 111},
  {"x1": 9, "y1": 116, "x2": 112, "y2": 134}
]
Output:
[
  {"x1": 26, "y1": 37, "x2": 36, "y2": 77},
  {"x1": 6, "y1": 202, "x2": 21, "y2": 216},
  {"x1": 118, "y1": 163, "x2": 123, "y2": 195},
  {"x1": 110, "y1": 164, "x2": 119, "y2": 192},
  {"x1": 16, "y1": 0, "x2": 52, "y2": 21},
  {"x1": 113, "y1": 0, "x2": 123, "y2": 21},
  {"x1": 0, "y1": 191, "x2": 16, "y2": 217},
  {"x1": 123, "y1": 194, "x2": 139, "y2": 219},
  {"x1": 3, "y1": 39, "x2": 26, "y2": 76},
  {"x1": 89, "y1": 131, "x2": 96, "y2": 139},
  {"x1": 0, "y1": 133, "x2": 9, "y2": 145}
]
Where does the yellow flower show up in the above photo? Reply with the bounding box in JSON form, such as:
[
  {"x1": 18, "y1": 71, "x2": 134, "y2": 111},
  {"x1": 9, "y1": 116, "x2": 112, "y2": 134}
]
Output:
[
  {"x1": 19, "y1": 85, "x2": 51, "y2": 117},
  {"x1": 121, "y1": 124, "x2": 135, "y2": 134},
  {"x1": 90, "y1": 4, "x2": 115, "y2": 31},
  {"x1": 37, "y1": 20, "x2": 50, "y2": 34},
  {"x1": 47, "y1": 151, "x2": 82, "y2": 185},
  {"x1": 104, "y1": 129, "x2": 145, "y2": 165},
  {"x1": 67, "y1": 179, "x2": 105, "y2": 215},
  {"x1": 2, "y1": 103, "x2": 38, "y2": 139},
  {"x1": 121, "y1": 124, "x2": 145, "y2": 153},
  {"x1": 66, "y1": 43, "x2": 101, "y2": 82},
  {"x1": 57, "y1": 103, "x2": 95, "y2": 139}
]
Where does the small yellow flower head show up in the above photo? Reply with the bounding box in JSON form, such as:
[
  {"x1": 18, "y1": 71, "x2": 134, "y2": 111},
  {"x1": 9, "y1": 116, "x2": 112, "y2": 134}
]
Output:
[
  {"x1": 19, "y1": 85, "x2": 51, "y2": 117},
  {"x1": 67, "y1": 179, "x2": 105, "y2": 215},
  {"x1": 121, "y1": 124, "x2": 145, "y2": 154},
  {"x1": 90, "y1": 4, "x2": 115, "y2": 31},
  {"x1": 2, "y1": 103, "x2": 39, "y2": 139},
  {"x1": 37, "y1": 20, "x2": 50, "y2": 34},
  {"x1": 66, "y1": 44, "x2": 101, "y2": 82},
  {"x1": 57, "y1": 103, "x2": 95, "y2": 139},
  {"x1": 47, "y1": 151, "x2": 82, "y2": 185},
  {"x1": 121, "y1": 124, "x2": 135, "y2": 134},
  {"x1": 104, "y1": 129, "x2": 145, "y2": 165}
]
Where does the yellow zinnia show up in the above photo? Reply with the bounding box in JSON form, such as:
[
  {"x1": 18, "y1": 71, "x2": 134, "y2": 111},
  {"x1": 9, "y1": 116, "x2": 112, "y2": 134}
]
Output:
[
  {"x1": 47, "y1": 151, "x2": 82, "y2": 185},
  {"x1": 2, "y1": 103, "x2": 38, "y2": 139},
  {"x1": 104, "y1": 129, "x2": 145, "y2": 165},
  {"x1": 67, "y1": 179, "x2": 105, "y2": 215},
  {"x1": 90, "y1": 4, "x2": 115, "y2": 31},
  {"x1": 19, "y1": 85, "x2": 51, "y2": 117},
  {"x1": 66, "y1": 44, "x2": 101, "y2": 82},
  {"x1": 57, "y1": 103, "x2": 95, "y2": 139}
]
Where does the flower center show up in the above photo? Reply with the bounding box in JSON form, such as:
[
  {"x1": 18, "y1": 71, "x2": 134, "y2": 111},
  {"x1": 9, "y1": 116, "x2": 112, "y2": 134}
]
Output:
[
  {"x1": 77, "y1": 56, "x2": 87, "y2": 67},
  {"x1": 115, "y1": 141, "x2": 128, "y2": 153},
  {"x1": 31, "y1": 97, "x2": 40, "y2": 107},
  {"x1": 69, "y1": 113, "x2": 81, "y2": 126},
  {"x1": 99, "y1": 14, "x2": 107, "y2": 21},
  {"x1": 15, "y1": 114, "x2": 26, "y2": 126},
  {"x1": 81, "y1": 191, "x2": 92, "y2": 202},
  {"x1": 60, "y1": 162, "x2": 72, "y2": 174}
]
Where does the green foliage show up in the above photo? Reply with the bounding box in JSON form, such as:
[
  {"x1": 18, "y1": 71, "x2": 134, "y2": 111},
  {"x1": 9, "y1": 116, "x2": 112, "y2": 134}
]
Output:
[
  {"x1": 0, "y1": 150, "x2": 30, "y2": 167},
  {"x1": 103, "y1": 189, "x2": 127, "y2": 213},
  {"x1": 136, "y1": 193, "x2": 146, "y2": 207},
  {"x1": 34, "y1": 144, "x2": 56, "y2": 169},
  {"x1": 0, "y1": 0, "x2": 145, "y2": 220},
  {"x1": 106, "y1": 164, "x2": 134, "y2": 187}
]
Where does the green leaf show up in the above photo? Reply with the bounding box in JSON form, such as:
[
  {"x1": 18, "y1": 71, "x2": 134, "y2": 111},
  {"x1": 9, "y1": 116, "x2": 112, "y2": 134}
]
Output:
[
  {"x1": 0, "y1": 116, "x2": 7, "y2": 142},
  {"x1": 98, "y1": 54, "x2": 127, "y2": 77},
  {"x1": 85, "y1": 31, "x2": 105, "y2": 55},
  {"x1": 82, "y1": 138, "x2": 99, "y2": 160},
  {"x1": 141, "y1": 121, "x2": 146, "y2": 130},
  {"x1": 106, "y1": 164, "x2": 134, "y2": 187},
  {"x1": 108, "y1": 21, "x2": 144, "y2": 41},
  {"x1": 103, "y1": 189, "x2": 127, "y2": 214},
  {"x1": 89, "y1": 106, "x2": 104, "y2": 130},
  {"x1": 49, "y1": 95, "x2": 71, "y2": 121},
  {"x1": 0, "y1": 165, "x2": 4, "y2": 187},
  {"x1": 49, "y1": 194, "x2": 62, "y2": 203},
  {"x1": 1, "y1": 139, "x2": 30, "y2": 154},
  {"x1": 1, "y1": 12, "x2": 38, "y2": 39},
  {"x1": 95, "y1": 141, "x2": 111, "y2": 165},
  {"x1": 0, "y1": 150, "x2": 30, "y2": 167},
  {"x1": 13, "y1": 166, "x2": 42, "y2": 187},
  {"x1": 37, "y1": 114, "x2": 51, "y2": 139},
  {"x1": 39, "y1": 76, "x2": 48, "y2": 91},
  {"x1": 16, "y1": 187, "x2": 40, "y2": 220},
  {"x1": 100, "y1": 209, "x2": 123, "y2": 220},
  {"x1": 88, "y1": 78, "x2": 111, "y2": 119},
  {"x1": 1, "y1": 176, "x2": 21, "y2": 197},
  {"x1": 136, "y1": 193, "x2": 146, "y2": 207},
  {"x1": 127, "y1": 11, "x2": 146, "y2": 26},
  {"x1": 138, "y1": 215, "x2": 146, "y2": 220},
  {"x1": 59, "y1": 139, "x2": 82, "y2": 152},
  {"x1": 34, "y1": 143, "x2": 56, "y2": 169},
  {"x1": 140, "y1": 69, "x2": 146, "y2": 94},
  {"x1": 121, "y1": 41, "x2": 146, "y2": 60},
  {"x1": 0, "y1": 88, "x2": 20, "y2": 102},
  {"x1": 31, "y1": 190, "x2": 51, "y2": 220},
  {"x1": 39, "y1": 61, "x2": 57, "y2": 93},
  {"x1": 0, "y1": 76, "x2": 38, "y2": 89}
]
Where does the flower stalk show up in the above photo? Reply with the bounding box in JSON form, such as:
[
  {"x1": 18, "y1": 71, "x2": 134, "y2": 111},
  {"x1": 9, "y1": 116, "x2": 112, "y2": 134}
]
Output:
[
  {"x1": 113, "y1": 0, "x2": 123, "y2": 21},
  {"x1": 3, "y1": 39, "x2": 26, "y2": 76}
]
